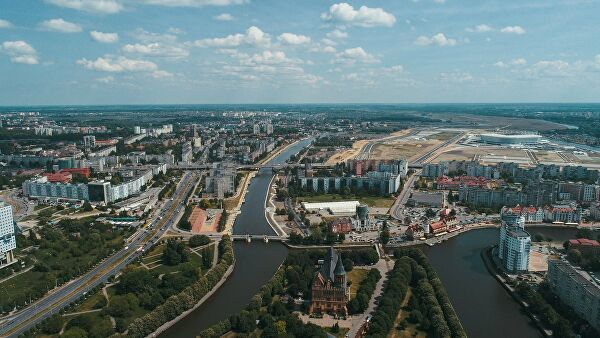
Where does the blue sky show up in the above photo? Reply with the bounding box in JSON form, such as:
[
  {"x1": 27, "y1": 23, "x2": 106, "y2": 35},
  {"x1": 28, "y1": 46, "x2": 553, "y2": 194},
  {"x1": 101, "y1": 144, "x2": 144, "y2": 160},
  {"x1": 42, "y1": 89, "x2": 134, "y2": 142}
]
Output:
[{"x1": 1, "y1": 0, "x2": 599, "y2": 105}]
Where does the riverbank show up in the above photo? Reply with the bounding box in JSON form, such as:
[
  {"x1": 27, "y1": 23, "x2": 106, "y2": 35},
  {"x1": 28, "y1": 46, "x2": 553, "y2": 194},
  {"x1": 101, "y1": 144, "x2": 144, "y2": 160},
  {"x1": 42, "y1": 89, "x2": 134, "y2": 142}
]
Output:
[
  {"x1": 480, "y1": 246, "x2": 551, "y2": 337},
  {"x1": 264, "y1": 173, "x2": 286, "y2": 237},
  {"x1": 147, "y1": 258, "x2": 237, "y2": 338}
]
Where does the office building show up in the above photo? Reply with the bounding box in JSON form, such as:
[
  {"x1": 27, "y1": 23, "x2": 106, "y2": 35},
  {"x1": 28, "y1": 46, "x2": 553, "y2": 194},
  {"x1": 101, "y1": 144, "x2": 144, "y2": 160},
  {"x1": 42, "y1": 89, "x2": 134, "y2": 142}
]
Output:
[
  {"x1": 498, "y1": 216, "x2": 531, "y2": 273},
  {"x1": 0, "y1": 202, "x2": 17, "y2": 269},
  {"x1": 547, "y1": 258, "x2": 600, "y2": 332}
]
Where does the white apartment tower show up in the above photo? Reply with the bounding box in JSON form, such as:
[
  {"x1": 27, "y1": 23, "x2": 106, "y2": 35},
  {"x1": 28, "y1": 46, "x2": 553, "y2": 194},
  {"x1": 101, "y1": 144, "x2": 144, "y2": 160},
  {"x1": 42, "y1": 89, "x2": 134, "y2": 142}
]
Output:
[{"x1": 0, "y1": 202, "x2": 17, "y2": 269}]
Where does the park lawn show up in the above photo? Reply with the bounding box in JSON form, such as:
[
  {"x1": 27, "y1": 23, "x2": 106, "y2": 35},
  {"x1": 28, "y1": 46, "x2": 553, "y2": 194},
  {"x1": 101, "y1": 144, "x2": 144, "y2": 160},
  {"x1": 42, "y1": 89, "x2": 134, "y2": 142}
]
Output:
[
  {"x1": 151, "y1": 251, "x2": 203, "y2": 275},
  {"x1": 388, "y1": 287, "x2": 427, "y2": 338},
  {"x1": 69, "y1": 291, "x2": 106, "y2": 313},
  {"x1": 0, "y1": 271, "x2": 51, "y2": 311},
  {"x1": 348, "y1": 268, "x2": 369, "y2": 300},
  {"x1": 298, "y1": 194, "x2": 395, "y2": 208}
]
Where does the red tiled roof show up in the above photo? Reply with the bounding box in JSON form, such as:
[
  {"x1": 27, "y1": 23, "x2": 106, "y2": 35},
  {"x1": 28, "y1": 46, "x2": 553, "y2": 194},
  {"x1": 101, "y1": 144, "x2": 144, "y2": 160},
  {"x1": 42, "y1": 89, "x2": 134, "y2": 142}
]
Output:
[{"x1": 569, "y1": 238, "x2": 600, "y2": 246}]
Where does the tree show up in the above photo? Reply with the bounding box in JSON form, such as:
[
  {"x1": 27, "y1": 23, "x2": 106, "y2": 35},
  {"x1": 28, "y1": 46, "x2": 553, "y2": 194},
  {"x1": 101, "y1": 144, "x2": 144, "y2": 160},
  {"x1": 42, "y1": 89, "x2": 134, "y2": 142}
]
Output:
[
  {"x1": 82, "y1": 201, "x2": 93, "y2": 212},
  {"x1": 42, "y1": 314, "x2": 64, "y2": 334},
  {"x1": 189, "y1": 235, "x2": 210, "y2": 248},
  {"x1": 162, "y1": 239, "x2": 189, "y2": 266},
  {"x1": 567, "y1": 249, "x2": 583, "y2": 265},
  {"x1": 380, "y1": 227, "x2": 390, "y2": 245}
]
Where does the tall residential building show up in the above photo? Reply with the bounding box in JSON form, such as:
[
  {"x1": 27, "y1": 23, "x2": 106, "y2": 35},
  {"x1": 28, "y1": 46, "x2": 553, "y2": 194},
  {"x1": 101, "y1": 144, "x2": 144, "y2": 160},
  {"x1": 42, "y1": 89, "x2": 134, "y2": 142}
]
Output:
[
  {"x1": 265, "y1": 123, "x2": 273, "y2": 135},
  {"x1": 205, "y1": 162, "x2": 236, "y2": 198},
  {"x1": 0, "y1": 202, "x2": 17, "y2": 269},
  {"x1": 133, "y1": 126, "x2": 141, "y2": 134},
  {"x1": 547, "y1": 258, "x2": 600, "y2": 332},
  {"x1": 83, "y1": 135, "x2": 96, "y2": 148},
  {"x1": 498, "y1": 216, "x2": 531, "y2": 273},
  {"x1": 181, "y1": 142, "x2": 193, "y2": 164},
  {"x1": 253, "y1": 124, "x2": 261, "y2": 135}
]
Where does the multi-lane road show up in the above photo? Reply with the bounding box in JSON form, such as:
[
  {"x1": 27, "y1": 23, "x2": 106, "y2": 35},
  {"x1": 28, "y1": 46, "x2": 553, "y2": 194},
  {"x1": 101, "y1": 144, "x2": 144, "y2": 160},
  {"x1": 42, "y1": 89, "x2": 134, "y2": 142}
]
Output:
[
  {"x1": 389, "y1": 169, "x2": 421, "y2": 220},
  {"x1": 0, "y1": 172, "x2": 197, "y2": 337}
]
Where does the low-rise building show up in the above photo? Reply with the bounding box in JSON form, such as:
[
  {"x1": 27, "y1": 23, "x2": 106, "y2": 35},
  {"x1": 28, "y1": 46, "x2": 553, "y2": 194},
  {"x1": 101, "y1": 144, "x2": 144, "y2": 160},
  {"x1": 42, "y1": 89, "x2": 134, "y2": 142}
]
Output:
[
  {"x1": 543, "y1": 204, "x2": 581, "y2": 223},
  {"x1": 568, "y1": 238, "x2": 600, "y2": 256},
  {"x1": 330, "y1": 217, "x2": 352, "y2": 234},
  {"x1": 500, "y1": 205, "x2": 544, "y2": 223}
]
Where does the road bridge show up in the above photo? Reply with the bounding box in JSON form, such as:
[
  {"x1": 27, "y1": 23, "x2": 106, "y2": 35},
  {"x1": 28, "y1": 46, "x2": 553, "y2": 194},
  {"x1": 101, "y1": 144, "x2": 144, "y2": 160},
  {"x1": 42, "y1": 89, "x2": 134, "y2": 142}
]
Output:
[{"x1": 229, "y1": 234, "x2": 288, "y2": 243}]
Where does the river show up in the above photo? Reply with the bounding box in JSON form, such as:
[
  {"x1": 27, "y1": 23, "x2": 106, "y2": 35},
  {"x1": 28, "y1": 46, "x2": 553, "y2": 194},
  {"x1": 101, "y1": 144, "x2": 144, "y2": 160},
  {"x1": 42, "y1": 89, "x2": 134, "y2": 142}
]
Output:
[
  {"x1": 160, "y1": 139, "x2": 312, "y2": 338},
  {"x1": 423, "y1": 226, "x2": 576, "y2": 338},
  {"x1": 163, "y1": 137, "x2": 576, "y2": 338}
]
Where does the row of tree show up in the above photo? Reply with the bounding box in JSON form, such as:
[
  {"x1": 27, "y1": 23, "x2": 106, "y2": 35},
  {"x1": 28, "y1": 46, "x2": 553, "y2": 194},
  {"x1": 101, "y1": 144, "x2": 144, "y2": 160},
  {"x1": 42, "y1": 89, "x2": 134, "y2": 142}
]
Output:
[
  {"x1": 126, "y1": 236, "x2": 234, "y2": 337},
  {"x1": 365, "y1": 249, "x2": 466, "y2": 338},
  {"x1": 348, "y1": 268, "x2": 381, "y2": 314}
]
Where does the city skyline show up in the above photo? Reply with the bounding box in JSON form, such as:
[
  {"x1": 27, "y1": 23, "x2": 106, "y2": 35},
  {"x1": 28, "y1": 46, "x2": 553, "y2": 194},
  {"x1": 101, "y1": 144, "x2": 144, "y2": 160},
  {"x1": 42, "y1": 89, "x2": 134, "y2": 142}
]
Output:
[{"x1": 1, "y1": 0, "x2": 600, "y2": 105}]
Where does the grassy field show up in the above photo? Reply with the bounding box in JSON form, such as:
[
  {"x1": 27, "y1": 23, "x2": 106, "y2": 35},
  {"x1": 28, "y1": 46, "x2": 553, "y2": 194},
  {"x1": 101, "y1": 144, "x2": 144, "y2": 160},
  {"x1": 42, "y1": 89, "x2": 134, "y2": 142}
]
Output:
[
  {"x1": 429, "y1": 132, "x2": 458, "y2": 141},
  {"x1": 140, "y1": 242, "x2": 204, "y2": 274},
  {"x1": 371, "y1": 140, "x2": 439, "y2": 161},
  {"x1": 297, "y1": 194, "x2": 395, "y2": 208},
  {"x1": 348, "y1": 268, "x2": 369, "y2": 300}
]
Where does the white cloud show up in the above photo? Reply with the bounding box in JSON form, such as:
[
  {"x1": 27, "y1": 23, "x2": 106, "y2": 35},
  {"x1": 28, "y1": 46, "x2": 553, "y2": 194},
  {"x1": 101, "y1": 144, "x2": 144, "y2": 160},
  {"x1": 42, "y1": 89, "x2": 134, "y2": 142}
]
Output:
[
  {"x1": 512, "y1": 58, "x2": 527, "y2": 65},
  {"x1": 44, "y1": 0, "x2": 123, "y2": 14},
  {"x1": 192, "y1": 26, "x2": 270, "y2": 48},
  {"x1": 415, "y1": 33, "x2": 456, "y2": 46},
  {"x1": 136, "y1": 0, "x2": 248, "y2": 7},
  {"x1": 131, "y1": 28, "x2": 177, "y2": 43},
  {"x1": 466, "y1": 24, "x2": 492, "y2": 33},
  {"x1": 321, "y1": 3, "x2": 396, "y2": 28},
  {"x1": 529, "y1": 60, "x2": 571, "y2": 77},
  {"x1": 96, "y1": 76, "x2": 115, "y2": 83},
  {"x1": 326, "y1": 29, "x2": 348, "y2": 39},
  {"x1": 439, "y1": 72, "x2": 473, "y2": 83},
  {"x1": 77, "y1": 55, "x2": 158, "y2": 72},
  {"x1": 494, "y1": 61, "x2": 507, "y2": 68},
  {"x1": 214, "y1": 13, "x2": 234, "y2": 21},
  {"x1": 322, "y1": 46, "x2": 337, "y2": 53},
  {"x1": 385, "y1": 65, "x2": 404, "y2": 73},
  {"x1": 39, "y1": 18, "x2": 82, "y2": 33},
  {"x1": 278, "y1": 33, "x2": 311, "y2": 45},
  {"x1": 335, "y1": 47, "x2": 379, "y2": 64},
  {"x1": 500, "y1": 26, "x2": 526, "y2": 34},
  {"x1": 1, "y1": 41, "x2": 39, "y2": 64},
  {"x1": 0, "y1": 19, "x2": 12, "y2": 29},
  {"x1": 122, "y1": 42, "x2": 189, "y2": 58},
  {"x1": 90, "y1": 31, "x2": 119, "y2": 43}
]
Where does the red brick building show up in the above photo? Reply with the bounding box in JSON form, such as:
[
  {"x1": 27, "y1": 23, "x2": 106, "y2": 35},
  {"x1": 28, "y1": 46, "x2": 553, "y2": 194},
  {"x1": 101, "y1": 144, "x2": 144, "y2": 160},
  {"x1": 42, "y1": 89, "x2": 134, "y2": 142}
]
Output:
[{"x1": 309, "y1": 247, "x2": 349, "y2": 316}]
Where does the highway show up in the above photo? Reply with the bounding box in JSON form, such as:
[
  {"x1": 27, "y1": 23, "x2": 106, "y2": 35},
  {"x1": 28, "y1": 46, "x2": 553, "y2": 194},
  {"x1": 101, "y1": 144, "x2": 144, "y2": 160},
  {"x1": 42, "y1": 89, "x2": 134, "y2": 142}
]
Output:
[
  {"x1": 0, "y1": 172, "x2": 197, "y2": 337},
  {"x1": 411, "y1": 132, "x2": 466, "y2": 165},
  {"x1": 389, "y1": 169, "x2": 421, "y2": 220},
  {"x1": 355, "y1": 129, "x2": 420, "y2": 160}
]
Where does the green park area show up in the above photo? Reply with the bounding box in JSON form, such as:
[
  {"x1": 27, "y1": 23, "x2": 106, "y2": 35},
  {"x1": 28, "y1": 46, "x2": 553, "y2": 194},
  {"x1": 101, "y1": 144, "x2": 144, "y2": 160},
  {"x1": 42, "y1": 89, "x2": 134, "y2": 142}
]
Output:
[
  {"x1": 0, "y1": 217, "x2": 132, "y2": 314},
  {"x1": 22, "y1": 235, "x2": 220, "y2": 338}
]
